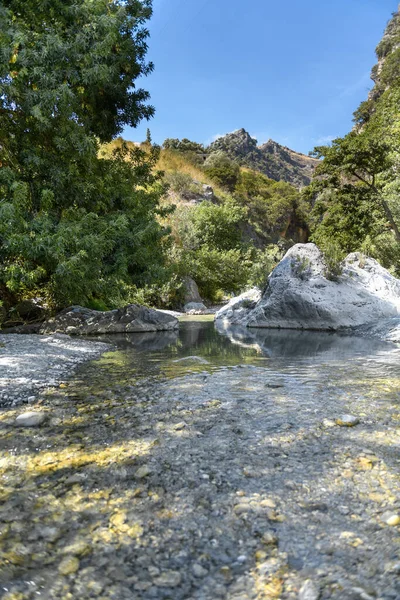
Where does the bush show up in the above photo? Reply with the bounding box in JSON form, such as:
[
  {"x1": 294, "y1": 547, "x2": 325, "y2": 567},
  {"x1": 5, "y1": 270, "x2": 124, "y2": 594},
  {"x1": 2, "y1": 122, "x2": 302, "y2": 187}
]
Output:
[
  {"x1": 164, "y1": 171, "x2": 197, "y2": 195},
  {"x1": 322, "y1": 243, "x2": 346, "y2": 281},
  {"x1": 185, "y1": 246, "x2": 253, "y2": 301},
  {"x1": 203, "y1": 152, "x2": 240, "y2": 191}
]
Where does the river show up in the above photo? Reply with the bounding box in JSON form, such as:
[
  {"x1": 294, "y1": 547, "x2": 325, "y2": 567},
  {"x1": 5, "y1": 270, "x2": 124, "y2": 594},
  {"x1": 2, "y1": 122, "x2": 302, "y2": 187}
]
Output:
[{"x1": 1, "y1": 319, "x2": 400, "y2": 599}]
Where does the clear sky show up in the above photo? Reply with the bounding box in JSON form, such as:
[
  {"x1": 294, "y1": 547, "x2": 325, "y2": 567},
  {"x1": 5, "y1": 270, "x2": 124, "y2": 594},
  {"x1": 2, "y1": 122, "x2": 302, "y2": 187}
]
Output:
[{"x1": 123, "y1": 0, "x2": 399, "y2": 155}]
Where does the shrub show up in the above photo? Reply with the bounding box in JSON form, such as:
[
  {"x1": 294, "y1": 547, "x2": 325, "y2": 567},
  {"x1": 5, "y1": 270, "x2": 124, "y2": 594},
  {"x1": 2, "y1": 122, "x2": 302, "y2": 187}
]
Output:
[
  {"x1": 203, "y1": 152, "x2": 240, "y2": 191},
  {"x1": 164, "y1": 171, "x2": 196, "y2": 195}
]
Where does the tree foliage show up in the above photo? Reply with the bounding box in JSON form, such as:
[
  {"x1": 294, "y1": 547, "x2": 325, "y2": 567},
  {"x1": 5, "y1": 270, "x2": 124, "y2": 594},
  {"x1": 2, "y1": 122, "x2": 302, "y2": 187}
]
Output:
[
  {"x1": 0, "y1": 0, "x2": 170, "y2": 309},
  {"x1": 307, "y1": 9, "x2": 400, "y2": 273}
]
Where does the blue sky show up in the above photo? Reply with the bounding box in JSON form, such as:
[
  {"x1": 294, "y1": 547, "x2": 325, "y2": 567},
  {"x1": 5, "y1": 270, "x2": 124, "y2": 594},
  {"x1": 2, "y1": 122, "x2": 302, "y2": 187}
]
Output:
[{"x1": 123, "y1": 0, "x2": 398, "y2": 155}]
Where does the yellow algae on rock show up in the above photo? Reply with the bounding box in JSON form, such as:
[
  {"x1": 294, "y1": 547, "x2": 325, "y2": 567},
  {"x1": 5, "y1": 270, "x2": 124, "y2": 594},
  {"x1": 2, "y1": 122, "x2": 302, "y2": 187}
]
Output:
[{"x1": 58, "y1": 556, "x2": 80, "y2": 575}]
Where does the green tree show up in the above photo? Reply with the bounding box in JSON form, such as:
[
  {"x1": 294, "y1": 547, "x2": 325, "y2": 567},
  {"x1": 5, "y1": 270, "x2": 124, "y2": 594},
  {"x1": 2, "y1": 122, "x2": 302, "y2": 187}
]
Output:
[
  {"x1": 307, "y1": 8, "x2": 400, "y2": 273},
  {"x1": 0, "y1": 0, "x2": 169, "y2": 308},
  {"x1": 203, "y1": 152, "x2": 240, "y2": 191}
]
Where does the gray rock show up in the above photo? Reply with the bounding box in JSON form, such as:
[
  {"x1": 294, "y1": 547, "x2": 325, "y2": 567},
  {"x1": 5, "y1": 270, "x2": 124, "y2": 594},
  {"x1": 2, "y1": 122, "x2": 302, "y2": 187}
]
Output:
[
  {"x1": 336, "y1": 415, "x2": 360, "y2": 427},
  {"x1": 173, "y1": 356, "x2": 209, "y2": 364},
  {"x1": 13, "y1": 298, "x2": 47, "y2": 321},
  {"x1": 218, "y1": 244, "x2": 400, "y2": 333},
  {"x1": 184, "y1": 302, "x2": 211, "y2": 315},
  {"x1": 298, "y1": 579, "x2": 320, "y2": 600},
  {"x1": 15, "y1": 411, "x2": 47, "y2": 427},
  {"x1": 40, "y1": 304, "x2": 179, "y2": 335},
  {"x1": 183, "y1": 277, "x2": 203, "y2": 305},
  {"x1": 135, "y1": 465, "x2": 152, "y2": 479},
  {"x1": 192, "y1": 563, "x2": 209, "y2": 577},
  {"x1": 153, "y1": 571, "x2": 182, "y2": 587},
  {"x1": 215, "y1": 288, "x2": 261, "y2": 324}
]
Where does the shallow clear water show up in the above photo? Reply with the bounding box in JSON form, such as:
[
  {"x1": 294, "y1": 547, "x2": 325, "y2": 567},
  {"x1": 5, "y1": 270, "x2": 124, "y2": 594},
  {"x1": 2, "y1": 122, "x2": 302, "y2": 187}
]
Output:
[{"x1": 94, "y1": 318, "x2": 400, "y2": 386}]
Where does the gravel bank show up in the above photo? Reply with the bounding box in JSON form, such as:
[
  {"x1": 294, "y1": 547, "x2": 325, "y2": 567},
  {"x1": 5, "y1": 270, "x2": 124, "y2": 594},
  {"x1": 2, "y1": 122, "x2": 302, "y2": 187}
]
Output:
[
  {"x1": 0, "y1": 343, "x2": 400, "y2": 599},
  {"x1": 0, "y1": 334, "x2": 110, "y2": 407}
]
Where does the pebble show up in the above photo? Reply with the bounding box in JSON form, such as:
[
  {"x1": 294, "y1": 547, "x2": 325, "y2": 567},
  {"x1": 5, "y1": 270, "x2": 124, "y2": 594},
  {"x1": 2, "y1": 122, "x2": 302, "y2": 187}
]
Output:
[
  {"x1": 384, "y1": 514, "x2": 400, "y2": 527},
  {"x1": 58, "y1": 556, "x2": 80, "y2": 575},
  {"x1": 192, "y1": 563, "x2": 209, "y2": 577},
  {"x1": 336, "y1": 414, "x2": 360, "y2": 427},
  {"x1": 135, "y1": 465, "x2": 152, "y2": 479},
  {"x1": 153, "y1": 571, "x2": 182, "y2": 587},
  {"x1": 298, "y1": 579, "x2": 320, "y2": 600},
  {"x1": 14, "y1": 411, "x2": 47, "y2": 427}
]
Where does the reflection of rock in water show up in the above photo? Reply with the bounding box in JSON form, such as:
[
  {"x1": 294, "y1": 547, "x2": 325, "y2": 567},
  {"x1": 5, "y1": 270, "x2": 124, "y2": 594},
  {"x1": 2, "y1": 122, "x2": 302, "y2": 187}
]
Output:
[
  {"x1": 179, "y1": 321, "x2": 202, "y2": 347},
  {"x1": 215, "y1": 320, "x2": 393, "y2": 359},
  {"x1": 86, "y1": 330, "x2": 179, "y2": 353}
]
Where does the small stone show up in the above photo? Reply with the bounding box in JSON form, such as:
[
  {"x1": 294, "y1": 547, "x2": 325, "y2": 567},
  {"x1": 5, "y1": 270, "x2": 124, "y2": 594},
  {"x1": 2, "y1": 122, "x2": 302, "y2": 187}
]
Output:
[
  {"x1": 219, "y1": 566, "x2": 232, "y2": 581},
  {"x1": 62, "y1": 540, "x2": 91, "y2": 556},
  {"x1": 299, "y1": 579, "x2": 320, "y2": 600},
  {"x1": 153, "y1": 570, "x2": 182, "y2": 587},
  {"x1": 321, "y1": 418, "x2": 336, "y2": 428},
  {"x1": 15, "y1": 411, "x2": 47, "y2": 427},
  {"x1": 261, "y1": 532, "x2": 278, "y2": 546},
  {"x1": 135, "y1": 465, "x2": 152, "y2": 479},
  {"x1": 192, "y1": 563, "x2": 208, "y2": 577},
  {"x1": 40, "y1": 526, "x2": 61, "y2": 542},
  {"x1": 58, "y1": 556, "x2": 80, "y2": 575},
  {"x1": 173, "y1": 422, "x2": 187, "y2": 431},
  {"x1": 260, "y1": 498, "x2": 276, "y2": 509},
  {"x1": 234, "y1": 503, "x2": 251, "y2": 515},
  {"x1": 336, "y1": 415, "x2": 360, "y2": 427},
  {"x1": 385, "y1": 514, "x2": 400, "y2": 527}
]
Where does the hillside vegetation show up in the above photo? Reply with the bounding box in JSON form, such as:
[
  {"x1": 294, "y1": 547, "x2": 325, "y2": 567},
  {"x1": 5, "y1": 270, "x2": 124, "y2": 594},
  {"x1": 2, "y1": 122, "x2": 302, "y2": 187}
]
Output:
[
  {"x1": 1, "y1": 0, "x2": 399, "y2": 323},
  {"x1": 307, "y1": 8, "x2": 400, "y2": 275},
  {"x1": 101, "y1": 135, "x2": 309, "y2": 304}
]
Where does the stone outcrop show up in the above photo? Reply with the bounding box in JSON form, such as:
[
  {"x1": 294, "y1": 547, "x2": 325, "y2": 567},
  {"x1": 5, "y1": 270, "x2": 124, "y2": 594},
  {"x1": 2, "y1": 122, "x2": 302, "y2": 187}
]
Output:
[
  {"x1": 183, "y1": 277, "x2": 203, "y2": 305},
  {"x1": 216, "y1": 244, "x2": 400, "y2": 333},
  {"x1": 40, "y1": 304, "x2": 179, "y2": 336},
  {"x1": 183, "y1": 302, "x2": 213, "y2": 315},
  {"x1": 214, "y1": 288, "x2": 261, "y2": 325},
  {"x1": 368, "y1": 7, "x2": 400, "y2": 104},
  {"x1": 209, "y1": 129, "x2": 319, "y2": 188}
]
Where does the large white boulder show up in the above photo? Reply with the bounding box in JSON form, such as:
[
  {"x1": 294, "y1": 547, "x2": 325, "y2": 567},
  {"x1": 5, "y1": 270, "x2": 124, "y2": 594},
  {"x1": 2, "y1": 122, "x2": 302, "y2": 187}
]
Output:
[
  {"x1": 218, "y1": 244, "x2": 400, "y2": 332},
  {"x1": 215, "y1": 288, "x2": 262, "y2": 325}
]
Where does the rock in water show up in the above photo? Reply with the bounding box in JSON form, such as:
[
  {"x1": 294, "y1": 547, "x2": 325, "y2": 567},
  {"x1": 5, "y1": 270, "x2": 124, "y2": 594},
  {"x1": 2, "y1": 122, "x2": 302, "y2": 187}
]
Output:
[
  {"x1": 215, "y1": 288, "x2": 261, "y2": 325},
  {"x1": 298, "y1": 579, "x2": 320, "y2": 600},
  {"x1": 336, "y1": 415, "x2": 360, "y2": 427},
  {"x1": 15, "y1": 412, "x2": 47, "y2": 427},
  {"x1": 40, "y1": 304, "x2": 179, "y2": 335},
  {"x1": 216, "y1": 244, "x2": 400, "y2": 332}
]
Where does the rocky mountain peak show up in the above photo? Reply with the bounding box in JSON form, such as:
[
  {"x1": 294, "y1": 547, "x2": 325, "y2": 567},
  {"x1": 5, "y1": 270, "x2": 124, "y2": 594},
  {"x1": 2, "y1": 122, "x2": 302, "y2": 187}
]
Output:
[
  {"x1": 210, "y1": 128, "x2": 257, "y2": 158},
  {"x1": 208, "y1": 128, "x2": 319, "y2": 188}
]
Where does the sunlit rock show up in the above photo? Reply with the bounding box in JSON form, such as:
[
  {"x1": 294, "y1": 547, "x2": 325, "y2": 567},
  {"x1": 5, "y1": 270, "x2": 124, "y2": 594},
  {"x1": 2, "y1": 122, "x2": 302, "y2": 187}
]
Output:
[
  {"x1": 298, "y1": 579, "x2": 320, "y2": 600},
  {"x1": 183, "y1": 302, "x2": 212, "y2": 315},
  {"x1": 40, "y1": 304, "x2": 179, "y2": 335},
  {"x1": 15, "y1": 411, "x2": 47, "y2": 427},
  {"x1": 336, "y1": 415, "x2": 360, "y2": 427},
  {"x1": 215, "y1": 288, "x2": 261, "y2": 325},
  {"x1": 217, "y1": 244, "x2": 400, "y2": 334}
]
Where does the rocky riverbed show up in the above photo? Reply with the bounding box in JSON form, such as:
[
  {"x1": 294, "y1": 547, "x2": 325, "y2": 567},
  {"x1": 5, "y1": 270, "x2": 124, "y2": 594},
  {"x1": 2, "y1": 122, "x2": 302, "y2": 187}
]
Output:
[
  {"x1": 0, "y1": 322, "x2": 400, "y2": 600},
  {"x1": 0, "y1": 334, "x2": 109, "y2": 408}
]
